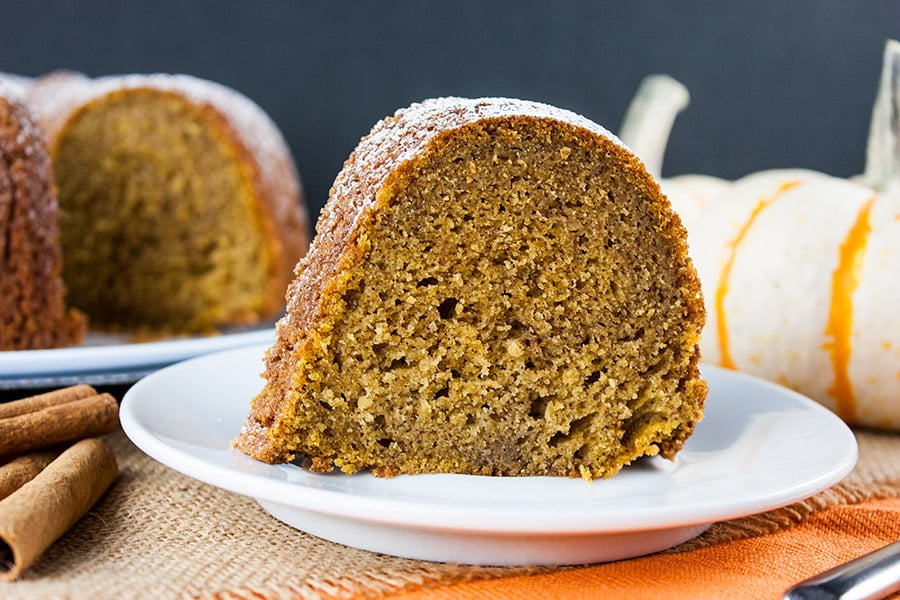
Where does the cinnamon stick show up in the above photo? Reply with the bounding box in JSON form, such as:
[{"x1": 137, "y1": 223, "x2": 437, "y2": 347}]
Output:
[
  {"x1": 0, "y1": 450, "x2": 61, "y2": 501},
  {"x1": 0, "y1": 393, "x2": 118, "y2": 457},
  {"x1": 0, "y1": 438, "x2": 117, "y2": 581},
  {"x1": 0, "y1": 384, "x2": 96, "y2": 419}
]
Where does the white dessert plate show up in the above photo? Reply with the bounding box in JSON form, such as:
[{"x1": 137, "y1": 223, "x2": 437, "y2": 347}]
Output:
[
  {"x1": 120, "y1": 344, "x2": 858, "y2": 566},
  {"x1": 0, "y1": 327, "x2": 276, "y2": 389}
]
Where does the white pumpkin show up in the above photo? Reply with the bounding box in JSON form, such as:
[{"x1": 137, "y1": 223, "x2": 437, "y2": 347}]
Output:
[
  {"x1": 618, "y1": 75, "x2": 731, "y2": 230},
  {"x1": 620, "y1": 41, "x2": 900, "y2": 430}
]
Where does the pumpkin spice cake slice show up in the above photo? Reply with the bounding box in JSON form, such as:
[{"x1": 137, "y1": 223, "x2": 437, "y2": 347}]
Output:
[{"x1": 234, "y1": 97, "x2": 707, "y2": 479}]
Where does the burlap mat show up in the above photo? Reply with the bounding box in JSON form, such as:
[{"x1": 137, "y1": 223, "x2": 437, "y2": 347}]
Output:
[{"x1": 1, "y1": 427, "x2": 899, "y2": 600}]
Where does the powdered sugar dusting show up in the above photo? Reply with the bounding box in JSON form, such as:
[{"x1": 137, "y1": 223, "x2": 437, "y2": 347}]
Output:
[
  {"x1": 322, "y1": 96, "x2": 626, "y2": 247},
  {"x1": 398, "y1": 96, "x2": 623, "y2": 150},
  {"x1": 0, "y1": 78, "x2": 50, "y2": 167},
  {"x1": 0, "y1": 73, "x2": 30, "y2": 101},
  {"x1": 19, "y1": 71, "x2": 91, "y2": 143},
  {"x1": 286, "y1": 96, "x2": 634, "y2": 323},
  {"x1": 330, "y1": 97, "x2": 625, "y2": 223}
]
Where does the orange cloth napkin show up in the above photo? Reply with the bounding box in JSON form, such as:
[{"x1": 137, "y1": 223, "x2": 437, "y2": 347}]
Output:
[{"x1": 365, "y1": 497, "x2": 900, "y2": 600}]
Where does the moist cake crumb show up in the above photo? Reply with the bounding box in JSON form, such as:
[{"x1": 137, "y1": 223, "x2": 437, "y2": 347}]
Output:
[{"x1": 235, "y1": 97, "x2": 707, "y2": 479}]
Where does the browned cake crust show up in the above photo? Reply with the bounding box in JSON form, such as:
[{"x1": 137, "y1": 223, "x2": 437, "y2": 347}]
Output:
[
  {"x1": 25, "y1": 72, "x2": 309, "y2": 334},
  {"x1": 235, "y1": 97, "x2": 707, "y2": 479},
  {"x1": 0, "y1": 84, "x2": 85, "y2": 350}
]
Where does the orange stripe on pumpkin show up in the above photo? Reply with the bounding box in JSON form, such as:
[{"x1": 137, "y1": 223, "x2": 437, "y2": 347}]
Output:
[
  {"x1": 824, "y1": 196, "x2": 875, "y2": 423},
  {"x1": 716, "y1": 181, "x2": 800, "y2": 369}
]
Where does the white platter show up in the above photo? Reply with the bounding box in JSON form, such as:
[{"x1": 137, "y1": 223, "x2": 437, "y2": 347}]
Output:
[
  {"x1": 120, "y1": 344, "x2": 858, "y2": 566},
  {"x1": 0, "y1": 327, "x2": 276, "y2": 389}
]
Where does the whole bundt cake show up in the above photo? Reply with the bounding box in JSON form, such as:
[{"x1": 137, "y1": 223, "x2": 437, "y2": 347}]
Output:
[
  {"x1": 235, "y1": 97, "x2": 707, "y2": 479},
  {"x1": 26, "y1": 72, "x2": 310, "y2": 335},
  {"x1": 0, "y1": 82, "x2": 85, "y2": 350}
]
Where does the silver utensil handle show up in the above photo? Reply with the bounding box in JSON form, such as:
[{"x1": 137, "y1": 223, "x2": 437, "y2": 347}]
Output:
[{"x1": 783, "y1": 539, "x2": 900, "y2": 600}]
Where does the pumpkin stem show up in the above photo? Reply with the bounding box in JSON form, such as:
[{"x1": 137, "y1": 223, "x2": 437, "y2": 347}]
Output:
[
  {"x1": 618, "y1": 75, "x2": 690, "y2": 178},
  {"x1": 863, "y1": 39, "x2": 900, "y2": 191}
]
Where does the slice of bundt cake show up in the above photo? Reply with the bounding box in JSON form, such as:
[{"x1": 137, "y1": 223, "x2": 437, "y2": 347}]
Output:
[
  {"x1": 0, "y1": 82, "x2": 85, "y2": 350},
  {"x1": 26, "y1": 72, "x2": 309, "y2": 335},
  {"x1": 235, "y1": 97, "x2": 707, "y2": 479}
]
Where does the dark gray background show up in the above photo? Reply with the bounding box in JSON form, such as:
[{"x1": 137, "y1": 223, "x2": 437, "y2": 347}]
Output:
[{"x1": 1, "y1": 1, "x2": 897, "y2": 222}]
